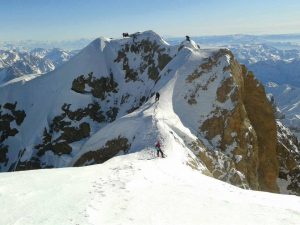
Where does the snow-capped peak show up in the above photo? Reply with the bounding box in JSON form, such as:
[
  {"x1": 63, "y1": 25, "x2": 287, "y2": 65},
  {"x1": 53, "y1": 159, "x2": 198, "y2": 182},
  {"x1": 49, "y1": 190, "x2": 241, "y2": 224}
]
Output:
[{"x1": 86, "y1": 37, "x2": 111, "y2": 51}]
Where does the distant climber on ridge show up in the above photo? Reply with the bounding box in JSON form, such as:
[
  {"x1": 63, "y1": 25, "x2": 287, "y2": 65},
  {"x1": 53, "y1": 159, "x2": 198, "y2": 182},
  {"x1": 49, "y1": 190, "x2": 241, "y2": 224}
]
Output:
[
  {"x1": 155, "y1": 92, "x2": 160, "y2": 102},
  {"x1": 155, "y1": 140, "x2": 165, "y2": 158},
  {"x1": 186, "y1": 35, "x2": 190, "y2": 42}
]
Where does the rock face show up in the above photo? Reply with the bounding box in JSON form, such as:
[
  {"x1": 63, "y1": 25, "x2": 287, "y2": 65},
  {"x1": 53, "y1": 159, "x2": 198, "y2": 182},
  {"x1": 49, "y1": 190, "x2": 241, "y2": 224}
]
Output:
[
  {"x1": 0, "y1": 31, "x2": 299, "y2": 195},
  {"x1": 243, "y1": 68, "x2": 278, "y2": 192},
  {"x1": 0, "y1": 102, "x2": 26, "y2": 170},
  {"x1": 74, "y1": 136, "x2": 130, "y2": 166},
  {"x1": 183, "y1": 49, "x2": 279, "y2": 192}
]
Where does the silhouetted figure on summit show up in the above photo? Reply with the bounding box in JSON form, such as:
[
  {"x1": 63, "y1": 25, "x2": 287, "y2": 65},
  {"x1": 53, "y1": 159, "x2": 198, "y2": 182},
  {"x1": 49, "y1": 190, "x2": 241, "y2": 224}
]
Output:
[{"x1": 186, "y1": 35, "x2": 190, "y2": 42}]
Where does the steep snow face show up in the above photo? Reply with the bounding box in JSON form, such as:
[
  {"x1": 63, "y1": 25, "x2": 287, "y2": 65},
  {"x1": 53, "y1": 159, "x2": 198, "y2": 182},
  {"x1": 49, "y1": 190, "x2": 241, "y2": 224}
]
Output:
[
  {"x1": 0, "y1": 31, "x2": 178, "y2": 171},
  {"x1": 1, "y1": 152, "x2": 300, "y2": 225}
]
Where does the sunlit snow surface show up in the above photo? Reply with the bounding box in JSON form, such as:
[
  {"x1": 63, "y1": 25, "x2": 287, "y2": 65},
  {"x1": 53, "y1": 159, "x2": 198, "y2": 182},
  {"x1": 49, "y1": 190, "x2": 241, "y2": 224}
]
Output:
[{"x1": 1, "y1": 152, "x2": 300, "y2": 225}]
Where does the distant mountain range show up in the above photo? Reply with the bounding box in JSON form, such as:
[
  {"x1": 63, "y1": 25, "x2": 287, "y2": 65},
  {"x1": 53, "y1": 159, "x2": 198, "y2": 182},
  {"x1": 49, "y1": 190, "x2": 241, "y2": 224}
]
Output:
[
  {"x1": 2, "y1": 33, "x2": 300, "y2": 51},
  {"x1": 168, "y1": 33, "x2": 300, "y2": 50},
  {"x1": 0, "y1": 39, "x2": 92, "y2": 51},
  {"x1": 0, "y1": 48, "x2": 78, "y2": 85}
]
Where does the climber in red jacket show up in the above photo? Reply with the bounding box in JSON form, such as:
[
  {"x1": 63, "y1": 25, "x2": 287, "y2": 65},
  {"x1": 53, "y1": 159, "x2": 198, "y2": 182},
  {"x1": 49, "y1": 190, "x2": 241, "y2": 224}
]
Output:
[{"x1": 155, "y1": 140, "x2": 165, "y2": 158}]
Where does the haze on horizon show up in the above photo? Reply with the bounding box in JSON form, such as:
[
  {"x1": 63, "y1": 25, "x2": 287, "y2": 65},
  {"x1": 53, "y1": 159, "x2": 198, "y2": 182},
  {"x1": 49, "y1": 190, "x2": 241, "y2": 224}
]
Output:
[{"x1": 1, "y1": 0, "x2": 300, "y2": 41}]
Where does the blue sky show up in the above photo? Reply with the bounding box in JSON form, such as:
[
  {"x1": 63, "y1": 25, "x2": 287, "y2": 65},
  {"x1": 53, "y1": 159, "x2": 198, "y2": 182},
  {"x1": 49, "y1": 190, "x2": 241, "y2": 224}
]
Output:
[{"x1": 1, "y1": 0, "x2": 300, "y2": 41}]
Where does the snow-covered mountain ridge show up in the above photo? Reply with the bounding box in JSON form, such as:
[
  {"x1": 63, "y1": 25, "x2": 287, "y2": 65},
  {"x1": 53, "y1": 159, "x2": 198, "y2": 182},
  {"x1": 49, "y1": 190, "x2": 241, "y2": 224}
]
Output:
[{"x1": 0, "y1": 31, "x2": 299, "y2": 195}]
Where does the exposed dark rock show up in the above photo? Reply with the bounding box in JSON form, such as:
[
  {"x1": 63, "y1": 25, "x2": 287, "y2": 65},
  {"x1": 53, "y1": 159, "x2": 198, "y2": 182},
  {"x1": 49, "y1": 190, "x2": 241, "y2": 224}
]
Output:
[
  {"x1": 14, "y1": 157, "x2": 42, "y2": 171},
  {"x1": 0, "y1": 144, "x2": 9, "y2": 165},
  {"x1": 35, "y1": 101, "x2": 107, "y2": 159},
  {"x1": 114, "y1": 38, "x2": 172, "y2": 82},
  {"x1": 12, "y1": 110, "x2": 26, "y2": 126},
  {"x1": 3, "y1": 102, "x2": 17, "y2": 111},
  {"x1": 71, "y1": 72, "x2": 118, "y2": 100},
  {"x1": 52, "y1": 142, "x2": 72, "y2": 156},
  {"x1": 71, "y1": 75, "x2": 86, "y2": 93},
  {"x1": 0, "y1": 102, "x2": 26, "y2": 142},
  {"x1": 106, "y1": 107, "x2": 119, "y2": 122},
  {"x1": 243, "y1": 68, "x2": 278, "y2": 193},
  {"x1": 60, "y1": 122, "x2": 90, "y2": 143},
  {"x1": 74, "y1": 136, "x2": 130, "y2": 166}
]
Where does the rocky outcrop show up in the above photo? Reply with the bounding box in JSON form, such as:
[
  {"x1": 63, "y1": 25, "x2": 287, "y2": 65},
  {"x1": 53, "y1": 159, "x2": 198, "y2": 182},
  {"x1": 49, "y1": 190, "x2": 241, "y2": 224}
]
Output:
[
  {"x1": 186, "y1": 49, "x2": 279, "y2": 192},
  {"x1": 114, "y1": 35, "x2": 173, "y2": 82},
  {"x1": 243, "y1": 69, "x2": 278, "y2": 192},
  {"x1": 0, "y1": 102, "x2": 26, "y2": 142},
  {"x1": 74, "y1": 136, "x2": 130, "y2": 166},
  {"x1": 71, "y1": 72, "x2": 118, "y2": 100},
  {"x1": 0, "y1": 102, "x2": 26, "y2": 170}
]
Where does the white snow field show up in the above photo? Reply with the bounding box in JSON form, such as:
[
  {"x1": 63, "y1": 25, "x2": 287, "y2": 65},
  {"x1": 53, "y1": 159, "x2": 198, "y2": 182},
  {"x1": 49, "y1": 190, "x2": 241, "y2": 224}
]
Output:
[{"x1": 1, "y1": 152, "x2": 300, "y2": 225}]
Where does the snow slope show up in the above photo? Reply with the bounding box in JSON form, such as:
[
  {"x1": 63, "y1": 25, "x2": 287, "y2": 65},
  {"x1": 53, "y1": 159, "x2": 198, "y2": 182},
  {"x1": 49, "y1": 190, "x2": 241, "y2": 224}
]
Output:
[
  {"x1": 0, "y1": 31, "x2": 180, "y2": 171},
  {"x1": 1, "y1": 151, "x2": 300, "y2": 225}
]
